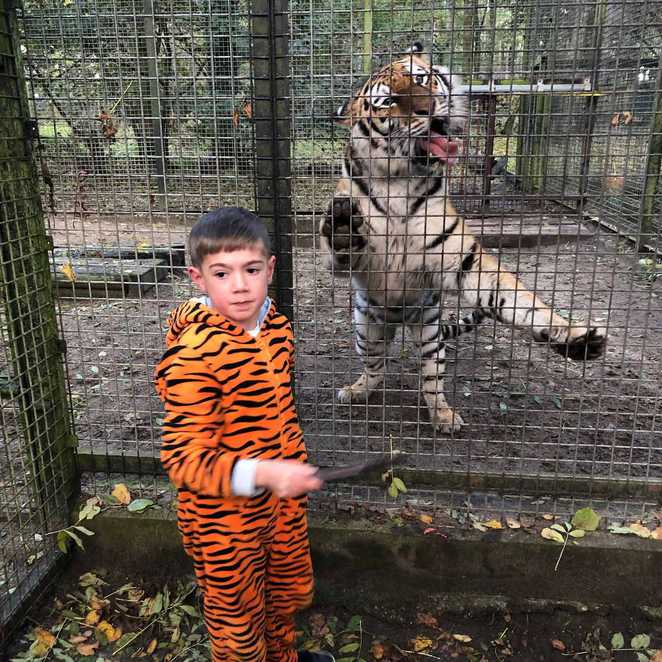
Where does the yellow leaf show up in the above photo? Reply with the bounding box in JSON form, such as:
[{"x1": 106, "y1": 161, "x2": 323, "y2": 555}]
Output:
[
  {"x1": 97, "y1": 620, "x2": 121, "y2": 642},
  {"x1": 484, "y1": 519, "x2": 503, "y2": 529},
  {"x1": 628, "y1": 522, "x2": 652, "y2": 538},
  {"x1": 506, "y1": 517, "x2": 521, "y2": 529},
  {"x1": 413, "y1": 636, "x2": 433, "y2": 652},
  {"x1": 112, "y1": 483, "x2": 131, "y2": 505},
  {"x1": 60, "y1": 261, "x2": 77, "y2": 282},
  {"x1": 85, "y1": 609, "x2": 101, "y2": 625},
  {"x1": 541, "y1": 527, "x2": 565, "y2": 544},
  {"x1": 146, "y1": 638, "x2": 158, "y2": 654},
  {"x1": 31, "y1": 627, "x2": 56, "y2": 656},
  {"x1": 542, "y1": 513, "x2": 555, "y2": 521},
  {"x1": 136, "y1": 240, "x2": 151, "y2": 251},
  {"x1": 419, "y1": 514, "x2": 433, "y2": 525},
  {"x1": 453, "y1": 633, "x2": 472, "y2": 643},
  {"x1": 652, "y1": 527, "x2": 662, "y2": 541}
]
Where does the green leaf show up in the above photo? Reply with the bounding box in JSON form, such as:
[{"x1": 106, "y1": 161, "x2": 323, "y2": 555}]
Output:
[
  {"x1": 387, "y1": 482, "x2": 399, "y2": 498},
  {"x1": 498, "y1": 401, "x2": 508, "y2": 413},
  {"x1": 611, "y1": 633, "x2": 624, "y2": 649},
  {"x1": 127, "y1": 498, "x2": 154, "y2": 513},
  {"x1": 339, "y1": 642, "x2": 360, "y2": 654},
  {"x1": 73, "y1": 525, "x2": 95, "y2": 537},
  {"x1": 533, "y1": 395, "x2": 543, "y2": 405},
  {"x1": 569, "y1": 529, "x2": 585, "y2": 538},
  {"x1": 63, "y1": 529, "x2": 85, "y2": 550},
  {"x1": 57, "y1": 530, "x2": 70, "y2": 553},
  {"x1": 179, "y1": 605, "x2": 202, "y2": 619},
  {"x1": 392, "y1": 477, "x2": 407, "y2": 493},
  {"x1": 631, "y1": 634, "x2": 650, "y2": 650},
  {"x1": 572, "y1": 508, "x2": 600, "y2": 531},
  {"x1": 551, "y1": 396, "x2": 562, "y2": 409},
  {"x1": 636, "y1": 653, "x2": 648, "y2": 662},
  {"x1": 345, "y1": 615, "x2": 362, "y2": 632},
  {"x1": 79, "y1": 572, "x2": 105, "y2": 588},
  {"x1": 337, "y1": 658, "x2": 356, "y2": 662},
  {"x1": 550, "y1": 523, "x2": 568, "y2": 535}
]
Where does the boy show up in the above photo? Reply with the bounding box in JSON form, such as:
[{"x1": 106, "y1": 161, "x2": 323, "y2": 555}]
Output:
[{"x1": 154, "y1": 207, "x2": 334, "y2": 662}]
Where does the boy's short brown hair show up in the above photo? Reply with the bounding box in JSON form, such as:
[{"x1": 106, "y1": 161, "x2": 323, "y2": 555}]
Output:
[{"x1": 188, "y1": 207, "x2": 272, "y2": 268}]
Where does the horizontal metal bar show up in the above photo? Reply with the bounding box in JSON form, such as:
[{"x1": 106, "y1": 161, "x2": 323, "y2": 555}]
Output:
[{"x1": 76, "y1": 453, "x2": 662, "y2": 501}]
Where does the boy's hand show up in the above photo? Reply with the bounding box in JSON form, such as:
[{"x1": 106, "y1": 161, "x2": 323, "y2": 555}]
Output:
[{"x1": 254, "y1": 460, "x2": 322, "y2": 498}]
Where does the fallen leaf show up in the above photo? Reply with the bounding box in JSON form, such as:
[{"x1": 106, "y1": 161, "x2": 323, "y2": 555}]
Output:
[
  {"x1": 542, "y1": 513, "x2": 555, "y2": 521},
  {"x1": 453, "y1": 634, "x2": 472, "y2": 643},
  {"x1": 628, "y1": 522, "x2": 652, "y2": 538},
  {"x1": 61, "y1": 261, "x2": 77, "y2": 282},
  {"x1": 85, "y1": 610, "x2": 100, "y2": 626},
  {"x1": 419, "y1": 514, "x2": 433, "y2": 525},
  {"x1": 571, "y1": 507, "x2": 600, "y2": 531},
  {"x1": 79, "y1": 572, "x2": 105, "y2": 588},
  {"x1": 97, "y1": 620, "x2": 121, "y2": 642},
  {"x1": 413, "y1": 636, "x2": 433, "y2": 652},
  {"x1": 32, "y1": 627, "x2": 56, "y2": 656},
  {"x1": 146, "y1": 638, "x2": 158, "y2": 654},
  {"x1": 541, "y1": 528, "x2": 565, "y2": 544},
  {"x1": 506, "y1": 518, "x2": 521, "y2": 529},
  {"x1": 652, "y1": 527, "x2": 662, "y2": 540},
  {"x1": 484, "y1": 519, "x2": 503, "y2": 529},
  {"x1": 112, "y1": 483, "x2": 131, "y2": 505},
  {"x1": 76, "y1": 641, "x2": 99, "y2": 656},
  {"x1": 127, "y1": 498, "x2": 154, "y2": 513},
  {"x1": 551, "y1": 639, "x2": 566, "y2": 651},
  {"x1": 417, "y1": 612, "x2": 438, "y2": 628}
]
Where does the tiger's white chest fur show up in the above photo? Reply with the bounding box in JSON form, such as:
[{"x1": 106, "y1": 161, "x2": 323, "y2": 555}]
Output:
[{"x1": 344, "y1": 159, "x2": 469, "y2": 307}]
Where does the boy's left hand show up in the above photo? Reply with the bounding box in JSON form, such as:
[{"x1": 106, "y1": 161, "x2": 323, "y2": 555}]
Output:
[{"x1": 254, "y1": 460, "x2": 323, "y2": 498}]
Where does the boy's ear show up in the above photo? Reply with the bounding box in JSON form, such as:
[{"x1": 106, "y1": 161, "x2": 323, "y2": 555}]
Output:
[
  {"x1": 188, "y1": 265, "x2": 207, "y2": 292},
  {"x1": 267, "y1": 255, "x2": 276, "y2": 283}
]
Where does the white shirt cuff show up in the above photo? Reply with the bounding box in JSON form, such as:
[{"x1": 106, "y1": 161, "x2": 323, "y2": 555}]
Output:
[{"x1": 231, "y1": 459, "x2": 261, "y2": 497}]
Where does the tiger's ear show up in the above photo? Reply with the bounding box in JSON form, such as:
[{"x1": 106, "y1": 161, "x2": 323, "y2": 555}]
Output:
[
  {"x1": 334, "y1": 100, "x2": 353, "y2": 126},
  {"x1": 405, "y1": 42, "x2": 424, "y2": 54}
]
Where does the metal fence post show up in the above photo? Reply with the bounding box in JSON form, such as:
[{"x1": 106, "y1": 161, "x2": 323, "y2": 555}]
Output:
[
  {"x1": 0, "y1": 0, "x2": 77, "y2": 525},
  {"x1": 249, "y1": 0, "x2": 293, "y2": 320}
]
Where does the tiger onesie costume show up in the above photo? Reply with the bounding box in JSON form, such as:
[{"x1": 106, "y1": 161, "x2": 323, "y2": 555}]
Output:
[
  {"x1": 154, "y1": 298, "x2": 313, "y2": 662},
  {"x1": 320, "y1": 44, "x2": 606, "y2": 433}
]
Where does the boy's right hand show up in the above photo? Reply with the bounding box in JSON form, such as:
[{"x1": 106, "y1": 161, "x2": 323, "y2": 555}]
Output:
[{"x1": 254, "y1": 460, "x2": 322, "y2": 498}]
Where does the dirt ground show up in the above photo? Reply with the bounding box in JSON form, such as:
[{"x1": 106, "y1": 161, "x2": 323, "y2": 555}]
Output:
[
  {"x1": 5, "y1": 560, "x2": 662, "y2": 661},
  {"x1": 49, "y1": 214, "x2": 662, "y2": 484}
]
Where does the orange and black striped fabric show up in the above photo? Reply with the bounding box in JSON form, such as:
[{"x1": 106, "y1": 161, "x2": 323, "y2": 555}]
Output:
[{"x1": 154, "y1": 299, "x2": 313, "y2": 661}]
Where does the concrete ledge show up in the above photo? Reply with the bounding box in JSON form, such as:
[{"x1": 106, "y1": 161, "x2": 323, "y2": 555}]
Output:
[{"x1": 74, "y1": 510, "x2": 662, "y2": 612}]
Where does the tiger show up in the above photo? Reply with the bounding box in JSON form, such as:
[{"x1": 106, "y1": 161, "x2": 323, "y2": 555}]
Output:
[{"x1": 319, "y1": 43, "x2": 606, "y2": 433}]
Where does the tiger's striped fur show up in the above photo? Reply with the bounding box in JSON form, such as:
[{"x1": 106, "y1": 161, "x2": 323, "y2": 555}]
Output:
[{"x1": 320, "y1": 46, "x2": 606, "y2": 433}]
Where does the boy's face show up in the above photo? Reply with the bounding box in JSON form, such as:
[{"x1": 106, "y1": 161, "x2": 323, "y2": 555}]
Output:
[{"x1": 188, "y1": 244, "x2": 275, "y2": 331}]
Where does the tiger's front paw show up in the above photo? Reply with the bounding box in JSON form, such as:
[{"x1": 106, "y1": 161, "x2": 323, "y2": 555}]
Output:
[
  {"x1": 543, "y1": 326, "x2": 607, "y2": 361},
  {"x1": 430, "y1": 407, "x2": 464, "y2": 434},
  {"x1": 321, "y1": 197, "x2": 366, "y2": 255}
]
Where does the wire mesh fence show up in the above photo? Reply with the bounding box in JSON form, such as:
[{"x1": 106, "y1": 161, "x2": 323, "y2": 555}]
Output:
[
  {"x1": 1, "y1": 0, "x2": 75, "y2": 632},
  {"x1": 5, "y1": 0, "x2": 660, "y2": 558}
]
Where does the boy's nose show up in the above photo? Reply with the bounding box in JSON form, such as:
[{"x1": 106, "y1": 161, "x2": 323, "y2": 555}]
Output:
[{"x1": 232, "y1": 273, "x2": 248, "y2": 290}]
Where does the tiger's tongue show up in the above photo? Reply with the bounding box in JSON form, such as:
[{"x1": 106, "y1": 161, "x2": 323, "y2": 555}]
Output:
[{"x1": 420, "y1": 135, "x2": 459, "y2": 166}]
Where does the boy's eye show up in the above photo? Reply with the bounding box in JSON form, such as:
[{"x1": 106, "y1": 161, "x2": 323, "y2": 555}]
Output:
[
  {"x1": 247, "y1": 267, "x2": 260, "y2": 274},
  {"x1": 214, "y1": 271, "x2": 227, "y2": 279}
]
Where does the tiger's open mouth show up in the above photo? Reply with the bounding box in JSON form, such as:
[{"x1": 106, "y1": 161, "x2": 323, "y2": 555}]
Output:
[{"x1": 416, "y1": 118, "x2": 460, "y2": 166}]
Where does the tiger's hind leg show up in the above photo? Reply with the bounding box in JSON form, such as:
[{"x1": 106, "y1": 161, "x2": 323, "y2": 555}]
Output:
[
  {"x1": 338, "y1": 300, "x2": 395, "y2": 404},
  {"x1": 408, "y1": 319, "x2": 464, "y2": 434}
]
